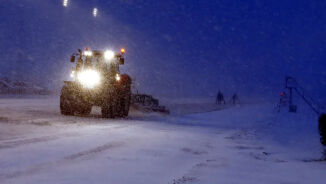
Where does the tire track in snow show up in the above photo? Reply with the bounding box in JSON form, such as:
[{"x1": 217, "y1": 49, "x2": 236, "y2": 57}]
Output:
[
  {"x1": 0, "y1": 136, "x2": 58, "y2": 149},
  {"x1": 0, "y1": 142, "x2": 124, "y2": 181},
  {"x1": 64, "y1": 142, "x2": 123, "y2": 160},
  {"x1": 0, "y1": 133, "x2": 79, "y2": 150}
]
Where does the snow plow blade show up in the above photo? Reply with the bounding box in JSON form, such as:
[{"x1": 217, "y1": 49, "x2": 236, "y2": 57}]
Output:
[{"x1": 131, "y1": 94, "x2": 170, "y2": 114}]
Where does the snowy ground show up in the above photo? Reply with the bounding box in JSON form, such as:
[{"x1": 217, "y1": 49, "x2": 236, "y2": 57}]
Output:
[{"x1": 0, "y1": 96, "x2": 325, "y2": 184}]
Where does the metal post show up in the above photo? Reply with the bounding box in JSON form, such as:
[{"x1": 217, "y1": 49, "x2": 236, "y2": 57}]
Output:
[{"x1": 289, "y1": 87, "x2": 292, "y2": 106}]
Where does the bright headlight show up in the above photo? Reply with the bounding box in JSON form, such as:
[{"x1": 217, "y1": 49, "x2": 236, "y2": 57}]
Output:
[
  {"x1": 104, "y1": 50, "x2": 114, "y2": 61},
  {"x1": 77, "y1": 69, "x2": 100, "y2": 88},
  {"x1": 84, "y1": 51, "x2": 93, "y2": 56}
]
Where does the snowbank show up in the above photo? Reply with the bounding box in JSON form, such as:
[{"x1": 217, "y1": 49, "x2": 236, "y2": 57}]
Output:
[{"x1": 0, "y1": 77, "x2": 50, "y2": 95}]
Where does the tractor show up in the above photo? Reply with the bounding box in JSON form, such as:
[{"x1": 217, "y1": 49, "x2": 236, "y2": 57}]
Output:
[{"x1": 60, "y1": 48, "x2": 131, "y2": 118}]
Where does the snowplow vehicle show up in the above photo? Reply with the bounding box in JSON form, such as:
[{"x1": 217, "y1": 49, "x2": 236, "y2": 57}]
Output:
[{"x1": 60, "y1": 48, "x2": 131, "y2": 118}]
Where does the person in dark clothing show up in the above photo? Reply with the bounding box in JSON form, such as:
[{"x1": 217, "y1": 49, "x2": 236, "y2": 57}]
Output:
[
  {"x1": 319, "y1": 114, "x2": 326, "y2": 146},
  {"x1": 231, "y1": 93, "x2": 239, "y2": 105},
  {"x1": 275, "y1": 91, "x2": 289, "y2": 112},
  {"x1": 216, "y1": 90, "x2": 225, "y2": 105}
]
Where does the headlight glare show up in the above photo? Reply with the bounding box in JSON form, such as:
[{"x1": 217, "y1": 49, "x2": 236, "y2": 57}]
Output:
[
  {"x1": 115, "y1": 74, "x2": 121, "y2": 81},
  {"x1": 104, "y1": 50, "x2": 114, "y2": 61},
  {"x1": 84, "y1": 51, "x2": 93, "y2": 56},
  {"x1": 77, "y1": 69, "x2": 100, "y2": 88}
]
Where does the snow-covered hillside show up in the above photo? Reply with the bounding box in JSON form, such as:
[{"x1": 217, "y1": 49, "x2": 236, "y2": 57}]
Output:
[
  {"x1": 0, "y1": 96, "x2": 324, "y2": 184},
  {"x1": 0, "y1": 77, "x2": 49, "y2": 95}
]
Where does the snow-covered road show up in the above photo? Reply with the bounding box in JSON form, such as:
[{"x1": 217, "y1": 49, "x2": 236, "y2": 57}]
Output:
[{"x1": 0, "y1": 96, "x2": 325, "y2": 184}]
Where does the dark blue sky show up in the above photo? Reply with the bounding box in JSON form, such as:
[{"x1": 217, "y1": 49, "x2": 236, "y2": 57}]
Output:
[{"x1": 1, "y1": 0, "x2": 326, "y2": 100}]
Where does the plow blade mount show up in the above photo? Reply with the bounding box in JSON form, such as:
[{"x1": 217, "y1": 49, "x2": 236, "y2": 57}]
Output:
[{"x1": 131, "y1": 94, "x2": 169, "y2": 114}]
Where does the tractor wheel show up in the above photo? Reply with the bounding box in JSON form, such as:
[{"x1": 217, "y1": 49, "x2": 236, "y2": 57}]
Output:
[
  {"x1": 122, "y1": 91, "x2": 131, "y2": 117},
  {"x1": 74, "y1": 96, "x2": 92, "y2": 116},
  {"x1": 118, "y1": 74, "x2": 131, "y2": 118},
  {"x1": 76, "y1": 104, "x2": 92, "y2": 116},
  {"x1": 319, "y1": 114, "x2": 326, "y2": 146},
  {"x1": 60, "y1": 86, "x2": 75, "y2": 116},
  {"x1": 102, "y1": 103, "x2": 114, "y2": 118},
  {"x1": 115, "y1": 99, "x2": 123, "y2": 118},
  {"x1": 116, "y1": 93, "x2": 130, "y2": 118}
]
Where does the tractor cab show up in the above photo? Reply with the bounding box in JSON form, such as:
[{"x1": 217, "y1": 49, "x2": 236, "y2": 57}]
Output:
[{"x1": 70, "y1": 48, "x2": 125, "y2": 87}]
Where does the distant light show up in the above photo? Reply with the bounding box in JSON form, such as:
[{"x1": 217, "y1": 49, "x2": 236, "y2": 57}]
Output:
[
  {"x1": 63, "y1": 0, "x2": 68, "y2": 7},
  {"x1": 93, "y1": 8, "x2": 98, "y2": 17}
]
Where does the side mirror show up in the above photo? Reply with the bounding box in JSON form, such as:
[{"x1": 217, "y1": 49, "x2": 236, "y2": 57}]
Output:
[
  {"x1": 70, "y1": 55, "x2": 75, "y2": 62},
  {"x1": 119, "y1": 57, "x2": 124, "y2": 65}
]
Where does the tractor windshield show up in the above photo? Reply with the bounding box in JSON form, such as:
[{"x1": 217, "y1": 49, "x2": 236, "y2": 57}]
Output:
[{"x1": 79, "y1": 54, "x2": 120, "y2": 75}]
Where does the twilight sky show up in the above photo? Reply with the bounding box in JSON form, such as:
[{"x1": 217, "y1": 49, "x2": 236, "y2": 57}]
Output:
[{"x1": 0, "y1": 0, "x2": 326, "y2": 100}]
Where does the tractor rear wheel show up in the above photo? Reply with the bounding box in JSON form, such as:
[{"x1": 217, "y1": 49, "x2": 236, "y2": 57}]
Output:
[
  {"x1": 102, "y1": 103, "x2": 114, "y2": 118},
  {"x1": 60, "y1": 86, "x2": 75, "y2": 115},
  {"x1": 122, "y1": 91, "x2": 131, "y2": 117},
  {"x1": 116, "y1": 93, "x2": 130, "y2": 118},
  {"x1": 74, "y1": 96, "x2": 92, "y2": 116},
  {"x1": 118, "y1": 74, "x2": 131, "y2": 118},
  {"x1": 76, "y1": 104, "x2": 92, "y2": 116}
]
